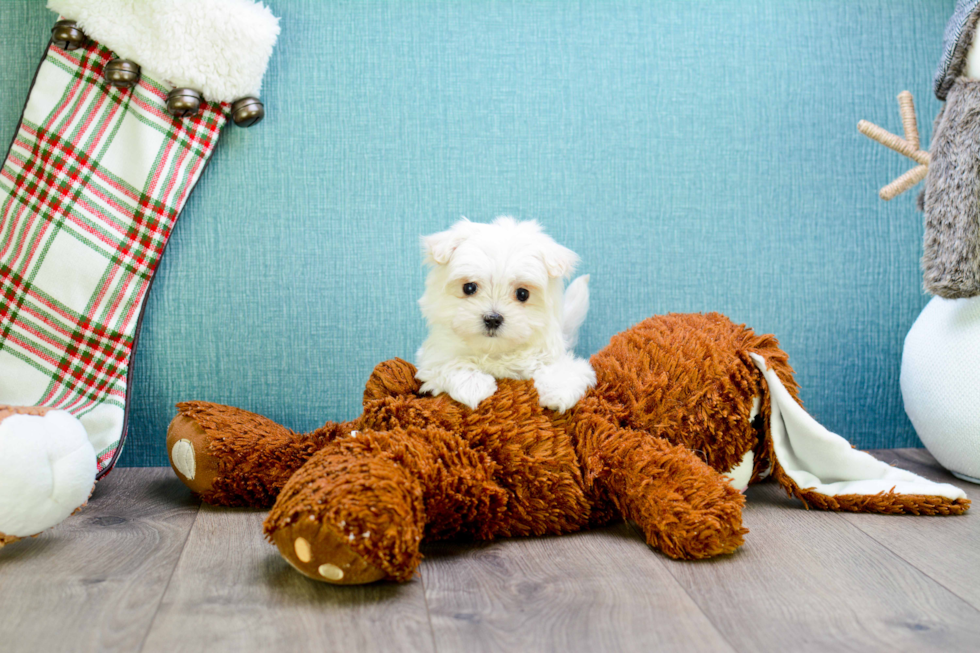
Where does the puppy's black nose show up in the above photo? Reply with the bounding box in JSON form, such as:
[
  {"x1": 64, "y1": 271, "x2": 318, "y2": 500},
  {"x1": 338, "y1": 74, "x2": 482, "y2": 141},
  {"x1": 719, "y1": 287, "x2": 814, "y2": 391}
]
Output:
[{"x1": 483, "y1": 313, "x2": 504, "y2": 330}]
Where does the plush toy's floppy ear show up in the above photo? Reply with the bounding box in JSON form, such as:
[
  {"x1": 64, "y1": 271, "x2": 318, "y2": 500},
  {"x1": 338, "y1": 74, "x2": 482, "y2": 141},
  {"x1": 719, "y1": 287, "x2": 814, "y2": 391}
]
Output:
[
  {"x1": 422, "y1": 218, "x2": 474, "y2": 265},
  {"x1": 541, "y1": 241, "x2": 580, "y2": 279},
  {"x1": 749, "y1": 353, "x2": 969, "y2": 514}
]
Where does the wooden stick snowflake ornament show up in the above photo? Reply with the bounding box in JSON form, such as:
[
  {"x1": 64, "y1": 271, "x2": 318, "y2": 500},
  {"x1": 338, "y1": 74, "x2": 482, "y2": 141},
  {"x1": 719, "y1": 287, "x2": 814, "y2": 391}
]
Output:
[{"x1": 858, "y1": 91, "x2": 930, "y2": 200}]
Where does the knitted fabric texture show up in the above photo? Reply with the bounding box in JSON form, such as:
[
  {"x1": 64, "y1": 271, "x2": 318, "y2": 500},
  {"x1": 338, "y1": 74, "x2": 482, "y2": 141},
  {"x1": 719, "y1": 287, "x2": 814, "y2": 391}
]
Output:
[{"x1": 935, "y1": 0, "x2": 980, "y2": 101}]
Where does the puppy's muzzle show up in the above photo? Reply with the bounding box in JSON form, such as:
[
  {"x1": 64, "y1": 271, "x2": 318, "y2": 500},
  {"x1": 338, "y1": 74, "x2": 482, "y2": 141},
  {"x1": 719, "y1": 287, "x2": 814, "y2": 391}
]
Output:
[{"x1": 483, "y1": 312, "x2": 504, "y2": 334}]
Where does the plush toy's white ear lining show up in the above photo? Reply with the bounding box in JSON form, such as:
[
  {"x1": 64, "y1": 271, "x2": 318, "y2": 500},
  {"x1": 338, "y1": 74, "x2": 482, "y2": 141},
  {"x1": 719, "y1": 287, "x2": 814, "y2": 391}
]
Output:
[{"x1": 749, "y1": 353, "x2": 966, "y2": 501}]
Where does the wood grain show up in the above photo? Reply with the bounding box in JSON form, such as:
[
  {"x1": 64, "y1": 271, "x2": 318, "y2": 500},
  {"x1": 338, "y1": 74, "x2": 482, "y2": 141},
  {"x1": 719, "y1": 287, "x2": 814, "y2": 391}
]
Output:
[
  {"x1": 836, "y1": 449, "x2": 980, "y2": 610},
  {"x1": 2, "y1": 454, "x2": 978, "y2": 653},
  {"x1": 420, "y1": 522, "x2": 735, "y2": 653},
  {"x1": 662, "y1": 466, "x2": 980, "y2": 653},
  {"x1": 0, "y1": 468, "x2": 200, "y2": 653},
  {"x1": 140, "y1": 503, "x2": 436, "y2": 653}
]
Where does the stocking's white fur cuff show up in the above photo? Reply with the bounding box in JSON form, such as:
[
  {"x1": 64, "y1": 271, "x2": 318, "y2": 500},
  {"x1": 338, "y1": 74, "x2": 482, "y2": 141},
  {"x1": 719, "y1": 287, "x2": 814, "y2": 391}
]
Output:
[{"x1": 48, "y1": 0, "x2": 279, "y2": 103}]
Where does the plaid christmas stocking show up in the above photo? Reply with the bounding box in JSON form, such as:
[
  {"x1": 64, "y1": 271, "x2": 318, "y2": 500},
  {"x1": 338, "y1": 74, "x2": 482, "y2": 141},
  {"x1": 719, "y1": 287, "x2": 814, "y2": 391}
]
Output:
[{"x1": 0, "y1": 0, "x2": 279, "y2": 544}]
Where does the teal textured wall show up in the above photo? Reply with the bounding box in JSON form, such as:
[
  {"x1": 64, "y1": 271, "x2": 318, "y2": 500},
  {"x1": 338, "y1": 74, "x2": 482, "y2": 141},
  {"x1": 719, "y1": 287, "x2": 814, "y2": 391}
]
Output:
[{"x1": 0, "y1": 1, "x2": 955, "y2": 466}]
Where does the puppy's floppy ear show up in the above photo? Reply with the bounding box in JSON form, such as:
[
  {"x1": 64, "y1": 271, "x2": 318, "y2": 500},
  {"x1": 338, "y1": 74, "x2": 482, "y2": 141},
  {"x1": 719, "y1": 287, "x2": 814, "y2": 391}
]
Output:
[
  {"x1": 422, "y1": 219, "x2": 474, "y2": 265},
  {"x1": 540, "y1": 240, "x2": 579, "y2": 278}
]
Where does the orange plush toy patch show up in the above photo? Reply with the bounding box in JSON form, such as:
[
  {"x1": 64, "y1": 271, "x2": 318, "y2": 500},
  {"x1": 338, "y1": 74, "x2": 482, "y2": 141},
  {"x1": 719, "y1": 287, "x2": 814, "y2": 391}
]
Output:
[{"x1": 166, "y1": 312, "x2": 968, "y2": 585}]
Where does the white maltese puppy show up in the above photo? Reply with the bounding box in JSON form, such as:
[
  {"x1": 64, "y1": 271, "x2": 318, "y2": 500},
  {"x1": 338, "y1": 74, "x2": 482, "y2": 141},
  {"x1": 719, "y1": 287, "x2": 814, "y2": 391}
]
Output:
[{"x1": 415, "y1": 217, "x2": 595, "y2": 412}]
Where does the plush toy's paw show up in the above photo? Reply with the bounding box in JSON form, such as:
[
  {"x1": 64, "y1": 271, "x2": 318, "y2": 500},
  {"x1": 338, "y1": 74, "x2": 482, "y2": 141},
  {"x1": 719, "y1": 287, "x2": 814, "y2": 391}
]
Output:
[
  {"x1": 0, "y1": 407, "x2": 96, "y2": 543},
  {"x1": 270, "y1": 516, "x2": 387, "y2": 585},
  {"x1": 421, "y1": 369, "x2": 497, "y2": 410},
  {"x1": 533, "y1": 356, "x2": 596, "y2": 413},
  {"x1": 166, "y1": 412, "x2": 219, "y2": 497},
  {"x1": 168, "y1": 401, "x2": 352, "y2": 508}
]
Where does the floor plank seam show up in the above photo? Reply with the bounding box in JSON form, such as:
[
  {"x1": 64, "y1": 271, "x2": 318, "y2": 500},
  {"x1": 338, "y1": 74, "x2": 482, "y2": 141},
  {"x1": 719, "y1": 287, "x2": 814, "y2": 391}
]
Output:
[
  {"x1": 135, "y1": 492, "x2": 203, "y2": 653},
  {"x1": 831, "y1": 511, "x2": 980, "y2": 617},
  {"x1": 417, "y1": 565, "x2": 441, "y2": 653},
  {"x1": 624, "y1": 520, "x2": 743, "y2": 653}
]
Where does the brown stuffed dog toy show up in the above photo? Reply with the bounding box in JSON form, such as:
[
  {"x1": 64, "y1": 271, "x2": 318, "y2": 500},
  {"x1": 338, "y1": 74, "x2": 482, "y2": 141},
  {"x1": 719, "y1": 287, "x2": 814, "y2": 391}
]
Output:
[{"x1": 166, "y1": 312, "x2": 968, "y2": 585}]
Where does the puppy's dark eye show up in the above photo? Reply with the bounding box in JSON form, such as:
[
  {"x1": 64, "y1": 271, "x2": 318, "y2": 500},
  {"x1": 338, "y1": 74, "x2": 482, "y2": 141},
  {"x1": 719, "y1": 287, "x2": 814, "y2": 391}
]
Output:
[
  {"x1": 515, "y1": 288, "x2": 530, "y2": 302},
  {"x1": 463, "y1": 282, "x2": 478, "y2": 296}
]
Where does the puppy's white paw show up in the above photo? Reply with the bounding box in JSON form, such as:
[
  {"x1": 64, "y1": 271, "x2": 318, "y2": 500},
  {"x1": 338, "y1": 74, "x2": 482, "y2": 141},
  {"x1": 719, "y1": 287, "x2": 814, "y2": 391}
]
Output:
[
  {"x1": 447, "y1": 370, "x2": 498, "y2": 409},
  {"x1": 0, "y1": 410, "x2": 96, "y2": 538},
  {"x1": 533, "y1": 356, "x2": 596, "y2": 413},
  {"x1": 420, "y1": 368, "x2": 498, "y2": 409}
]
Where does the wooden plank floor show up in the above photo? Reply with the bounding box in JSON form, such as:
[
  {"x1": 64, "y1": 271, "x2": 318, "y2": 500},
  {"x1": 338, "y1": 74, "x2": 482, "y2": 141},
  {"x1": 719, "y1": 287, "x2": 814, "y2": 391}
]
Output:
[{"x1": 0, "y1": 449, "x2": 976, "y2": 653}]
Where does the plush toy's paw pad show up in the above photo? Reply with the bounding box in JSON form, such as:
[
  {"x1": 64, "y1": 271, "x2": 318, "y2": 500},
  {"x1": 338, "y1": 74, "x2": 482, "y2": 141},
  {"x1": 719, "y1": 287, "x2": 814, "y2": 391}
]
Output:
[
  {"x1": 723, "y1": 449, "x2": 754, "y2": 493},
  {"x1": 271, "y1": 517, "x2": 387, "y2": 585},
  {"x1": 166, "y1": 413, "x2": 219, "y2": 495},
  {"x1": 170, "y1": 438, "x2": 196, "y2": 479},
  {"x1": 0, "y1": 409, "x2": 96, "y2": 538},
  {"x1": 533, "y1": 357, "x2": 597, "y2": 413}
]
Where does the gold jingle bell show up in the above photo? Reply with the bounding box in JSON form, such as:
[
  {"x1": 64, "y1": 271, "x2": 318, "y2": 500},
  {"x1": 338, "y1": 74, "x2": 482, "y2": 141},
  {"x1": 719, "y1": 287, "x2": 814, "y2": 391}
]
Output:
[
  {"x1": 51, "y1": 20, "x2": 86, "y2": 51},
  {"x1": 105, "y1": 59, "x2": 141, "y2": 89},
  {"x1": 166, "y1": 88, "x2": 202, "y2": 118},
  {"x1": 230, "y1": 97, "x2": 265, "y2": 128}
]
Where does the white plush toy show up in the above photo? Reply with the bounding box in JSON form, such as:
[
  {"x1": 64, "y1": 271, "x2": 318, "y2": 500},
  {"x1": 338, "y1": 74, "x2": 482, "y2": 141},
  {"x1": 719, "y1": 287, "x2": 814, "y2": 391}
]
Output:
[
  {"x1": 0, "y1": 409, "x2": 95, "y2": 544},
  {"x1": 860, "y1": 0, "x2": 980, "y2": 484},
  {"x1": 902, "y1": 297, "x2": 980, "y2": 483}
]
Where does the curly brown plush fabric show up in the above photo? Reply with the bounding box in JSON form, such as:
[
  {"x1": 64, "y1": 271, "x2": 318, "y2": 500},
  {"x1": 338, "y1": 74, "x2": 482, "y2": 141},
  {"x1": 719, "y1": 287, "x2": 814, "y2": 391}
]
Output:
[
  {"x1": 770, "y1": 464, "x2": 969, "y2": 515},
  {"x1": 0, "y1": 405, "x2": 57, "y2": 419},
  {"x1": 168, "y1": 402, "x2": 351, "y2": 507},
  {"x1": 166, "y1": 312, "x2": 968, "y2": 584}
]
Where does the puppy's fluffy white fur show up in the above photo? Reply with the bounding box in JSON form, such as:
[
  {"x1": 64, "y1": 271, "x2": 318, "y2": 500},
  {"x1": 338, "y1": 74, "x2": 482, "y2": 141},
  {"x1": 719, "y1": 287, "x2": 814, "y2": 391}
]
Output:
[{"x1": 416, "y1": 217, "x2": 596, "y2": 412}]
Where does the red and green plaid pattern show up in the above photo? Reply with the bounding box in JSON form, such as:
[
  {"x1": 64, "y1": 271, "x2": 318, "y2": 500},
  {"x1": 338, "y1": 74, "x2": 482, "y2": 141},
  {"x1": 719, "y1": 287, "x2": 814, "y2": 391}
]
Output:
[{"x1": 0, "y1": 38, "x2": 227, "y2": 475}]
